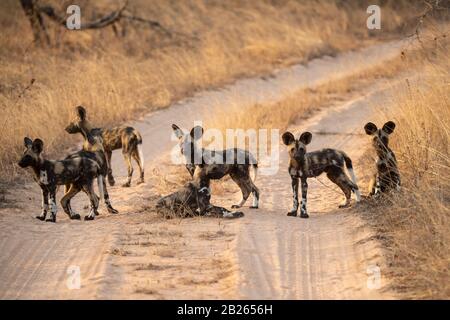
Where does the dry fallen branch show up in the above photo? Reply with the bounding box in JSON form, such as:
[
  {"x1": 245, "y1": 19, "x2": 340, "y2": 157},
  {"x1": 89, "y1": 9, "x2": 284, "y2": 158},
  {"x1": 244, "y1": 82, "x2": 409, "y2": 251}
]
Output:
[{"x1": 20, "y1": 0, "x2": 196, "y2": 45}]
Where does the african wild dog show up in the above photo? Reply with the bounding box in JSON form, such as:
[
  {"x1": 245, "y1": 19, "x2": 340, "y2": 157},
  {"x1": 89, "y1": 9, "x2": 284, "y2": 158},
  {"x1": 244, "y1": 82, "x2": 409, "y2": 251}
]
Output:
[
  {"x1": 172, "y1": 124, "x2": 259, "y2": 209},
  {"x1": 65, "y1": 106, "x2": 118, "y2": 214},
  {"x1": 364, "y1": 121, "x2": 400, "y2": 196},
  {"x1": 156, "y1": 165, "x2": 244, "y2": 219},
  {"x1": 65, "y1": 106, "x2": 144, "y2": 187},
  {"x1": 282, "y1": 131, "x2": 361, "y2": 218},
  {"x1": 18, "y1": 137, "x2": 103, "y2": 222}
]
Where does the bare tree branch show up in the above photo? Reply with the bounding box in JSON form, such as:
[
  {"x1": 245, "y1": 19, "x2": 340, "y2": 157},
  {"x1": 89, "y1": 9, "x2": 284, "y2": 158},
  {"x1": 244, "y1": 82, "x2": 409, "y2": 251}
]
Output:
[
  {"x1": 20, "y1": 0, "x2": 198, "y2": 46},
  {"x1": 38, "y1": 0, "x2": 128, "y2": 30},
  {"x1": 120, "y1": 11, "x2": 172, "y2": 37}
]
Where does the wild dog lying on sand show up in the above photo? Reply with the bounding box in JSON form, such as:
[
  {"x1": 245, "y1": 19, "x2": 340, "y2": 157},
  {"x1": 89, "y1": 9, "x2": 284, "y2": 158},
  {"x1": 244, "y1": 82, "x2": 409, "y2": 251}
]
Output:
[
  {"x1": 66, "y1": 106, "x2": 144, "y2": 187},
  {"x1": 172, "y1": 124, "x2": 259, "y2": 209},
  {"x1": 156, "y1": 165, "x2": 244, "y2": 219},
  {"x1": 364, "y1": 121, "x2": 400, "y2": 196},
  {"x1": 65, "y1": 106, "x2": 118, "y2": 214},
  {"x1": 282, "y1": 131, "x2": 361, "y2": 218},
  {"x1": 18, "y1": 137, "x2": 103, "y2": 222}
]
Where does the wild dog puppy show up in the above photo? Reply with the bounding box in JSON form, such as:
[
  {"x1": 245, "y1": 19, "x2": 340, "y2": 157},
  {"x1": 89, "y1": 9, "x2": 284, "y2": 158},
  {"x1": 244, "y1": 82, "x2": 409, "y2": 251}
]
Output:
[
  {"x1": 156, "y1": 165, "x2": 244, "y2": 219},
  {"x1": 18, "y1": 137, "x2": 103, "y2": 222},
  {"x1": 282, "y1": 131, "x2": 361, "y2": 218},
  {"x1": 364, "y1": 121, "x2": 400, "y2": 196},
  {"x1": 66, "y1": 106, "x2": 144, "y2": 187},
  {"x1": 65, "y1": 106, "x2": 118, "y2": 214},
  {"x1": 172, "y1": 124, "x2": 259, "y2": 209}
]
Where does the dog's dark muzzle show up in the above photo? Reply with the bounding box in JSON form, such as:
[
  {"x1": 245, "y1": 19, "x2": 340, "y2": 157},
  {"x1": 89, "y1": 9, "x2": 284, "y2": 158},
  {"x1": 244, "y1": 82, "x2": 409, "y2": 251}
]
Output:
[{"x1": 18, "y1": 155, "x2": 32, "y2": 168}]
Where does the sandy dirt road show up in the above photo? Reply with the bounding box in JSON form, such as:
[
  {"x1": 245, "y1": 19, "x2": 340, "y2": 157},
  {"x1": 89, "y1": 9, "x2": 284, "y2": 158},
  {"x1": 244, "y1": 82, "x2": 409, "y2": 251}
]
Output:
[{"x1": 0, "y1": 41, "x2": 407, "y2": 299}]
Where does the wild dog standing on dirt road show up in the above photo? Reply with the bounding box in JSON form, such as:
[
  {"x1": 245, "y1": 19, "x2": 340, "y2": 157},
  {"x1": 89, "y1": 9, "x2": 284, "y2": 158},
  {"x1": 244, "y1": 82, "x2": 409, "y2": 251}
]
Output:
[
  {"x1": 172, "y1": 124, "x2": 259, "y2": 209},
  {"x1": 18, "y1": 137, "x2": 104, "y2": 222},
  {"x1": 65, "y1": 106, "x2": 119, "y2": 214},
  {"x1": 156, "y1": 164, "x2": 244, "y2": 219},
  {"x1": 66, "y1": 106, "x2": 144, "y2": 187},
  {"x1": 364, "y1": 121, "x2": 401, "y2": 196},
  {"x1": 282, "y1": 131, "x2": 361, "y2": 218}
]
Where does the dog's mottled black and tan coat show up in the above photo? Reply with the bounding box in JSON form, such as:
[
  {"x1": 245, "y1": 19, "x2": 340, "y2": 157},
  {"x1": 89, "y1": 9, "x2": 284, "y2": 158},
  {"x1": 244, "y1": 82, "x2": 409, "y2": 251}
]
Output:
[
  {"x1": 364, "y1": 121, "x2": 400, "y2": 196},
  {"x1": 18, "y1": 137, "x2": 103, "y2": 222},
  {"x1": 66, "y1": 106, "x2": 144, "y2": 187},
  {"x1": 156, "y1": 165, "x2": 244, "y2": 218},
  {"x1": 172, "y1": 124, "x2": 259, "y2": 209},
  {"x1": 65, "y1": 106, "x2": 118, "y2": 214},
  {"x1": 282, "y1": 131, "x2": 361, "y2": 218}
]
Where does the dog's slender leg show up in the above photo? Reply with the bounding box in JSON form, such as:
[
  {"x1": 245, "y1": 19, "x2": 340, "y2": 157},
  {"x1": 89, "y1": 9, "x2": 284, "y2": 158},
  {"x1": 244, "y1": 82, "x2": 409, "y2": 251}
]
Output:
[
  {"x1": 251, "y1": 189, "x2": 259, "y2": 209},
  {"x1": 248, "y1": 176, "x2": 259, "y2": 209},
  {"x1": 46, "y1": 189, "x2": 58, "y2": 223},
  {"x1": 122, "y1": 152, "x2": 133, "y2": 187},
  {"x1": 287, "y1": 176, "x2": 299, "y2": 216},
  {"x1": 132, "y1": 149, "x2": 144, "y2": 184},
  {"x1": 299, "y1": 177, "x2": 309, "y2": 218},
  {"x1": 105, "y1": 150, "x2": 115, "y2": 186},
  {"x1": 37, "y1": 188, "x2": 49, "y2": 221},
  {"x1": 327, "y1": 171, "x2": 352, "y2": 208},
  {"x1": 60, "y1": 184, "x2": 81, "y2": 220},
  {"x1": 83, "y1": 182, "x2": 98, "y2": 221},
  {"x1": 230, "y1": 173, "x2": 251, "y2": 208},
  {"x1": 102, "y1": 176, "x2": 118, "y2": 214}
]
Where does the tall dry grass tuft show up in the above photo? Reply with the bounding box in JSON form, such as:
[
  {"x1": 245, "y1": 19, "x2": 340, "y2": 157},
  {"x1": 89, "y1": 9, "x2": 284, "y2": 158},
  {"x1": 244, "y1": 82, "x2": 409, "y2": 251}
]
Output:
[
  {"x1": 360, "y1": 38, "x2": 449, "y2": 299},
  {"x1": 0, "y1": 0, "x2": 421, "y2": 183}
]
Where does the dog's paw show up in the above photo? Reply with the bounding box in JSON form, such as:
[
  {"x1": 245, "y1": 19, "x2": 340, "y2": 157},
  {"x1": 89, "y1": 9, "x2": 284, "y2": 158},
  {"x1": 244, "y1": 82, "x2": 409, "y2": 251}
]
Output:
[
  {"x1": 287, "y1": 211, "x2": 297, "y2": 217},
  {"x1": 70, "y1": 213, "x2": 81, "y2": 220}
]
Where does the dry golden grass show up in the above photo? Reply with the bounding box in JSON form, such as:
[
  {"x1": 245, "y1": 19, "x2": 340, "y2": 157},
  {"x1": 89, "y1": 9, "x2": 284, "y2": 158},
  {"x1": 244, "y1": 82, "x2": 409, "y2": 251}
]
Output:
[
  {"x1": 0, "y1": 0, "x2": 421, "y2": 183},
  {"x1": 358, "y1": 38, "x2": 449, "y2": 299}
]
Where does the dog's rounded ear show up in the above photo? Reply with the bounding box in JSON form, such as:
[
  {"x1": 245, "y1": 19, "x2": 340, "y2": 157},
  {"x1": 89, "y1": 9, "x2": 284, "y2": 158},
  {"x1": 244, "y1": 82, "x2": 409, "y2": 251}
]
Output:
[
  {"x1": 190, "y1": 126, "x2": 204, "y2": 140},
  {"x1": 364, "y1": 122, "x2": 378, "y2": 135},
  {"x1": 382, "y1": 121, "x2": 396, "y2": 134},
  {"x1": 299, "y1": 132, "x2": 312, "y2": 145},
  {"x1": 282, "y1": 132, "x2": 295, "y2": 145},
  {"x1": 32, "y1": 139, "x2": 44, "y2": 154},
  {"x1": 172, "y1": 124, "x2": 184, "y2": 139},
  {"x1": 76, "y1": 106, "x2": 87, "y2": 121},
  {"x1": 24, "y1": 137, "x2": 33, "y2": 148}
]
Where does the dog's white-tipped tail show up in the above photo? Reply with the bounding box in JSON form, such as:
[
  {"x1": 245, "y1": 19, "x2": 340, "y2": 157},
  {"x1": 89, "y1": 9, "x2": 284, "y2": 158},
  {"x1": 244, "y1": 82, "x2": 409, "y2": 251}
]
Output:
[
  {"x1": 137, "y1": 143, "x2": 144, "y2": 168},
  {"x1": 348, "y1": 168, "x2": 361, "y2": 202},
  {"x1": 97, "y1": 175, "x2": 105, "y2": 203},
  {"x1": 251, "y1": 164, "x2": 258, "y2": 182}
]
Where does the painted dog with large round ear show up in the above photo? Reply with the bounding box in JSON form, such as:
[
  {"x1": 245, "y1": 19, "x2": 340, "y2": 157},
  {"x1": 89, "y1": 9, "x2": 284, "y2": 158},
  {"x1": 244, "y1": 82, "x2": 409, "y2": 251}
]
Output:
[
  {"x1": 18, "y1": 137, "x2": 103, "y2": 222},
  {"x1": 172, "y1": 124, "x2": 259, "y2": 209},
  {"x1": 282, "y1": 131, "x2": 361, "y2": 218},
  {"x1": 66, "y1": 105, "x2": 144, "y2": 188},
  {"x1": 364, "y1": 121, "x2": 400, "y2": 196}
]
